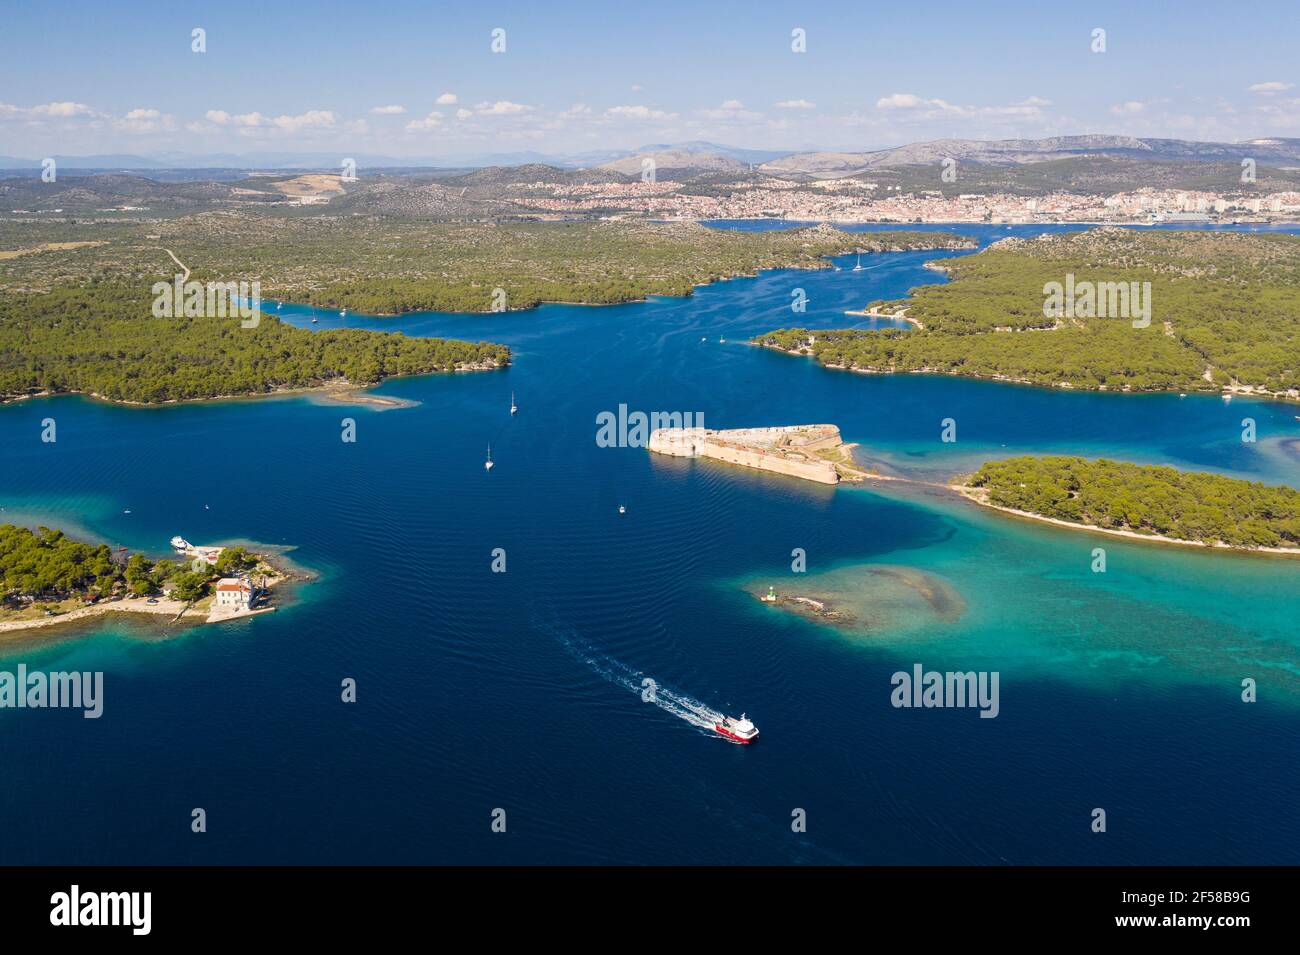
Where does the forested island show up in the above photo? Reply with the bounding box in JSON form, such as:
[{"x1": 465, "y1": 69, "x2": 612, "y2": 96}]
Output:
[
  {"x1": 0, "y1": 283, "x2": 510, "y2": 404},
  {"x1": 959, "y1": 456, "x2": 1300, "y2": 552},
  {"x1": 756, "y1": 229, "x2": 1300, "y2": 397},
  {"x1": 0, "y1": 525, "x2": 290, "y2": 634}
]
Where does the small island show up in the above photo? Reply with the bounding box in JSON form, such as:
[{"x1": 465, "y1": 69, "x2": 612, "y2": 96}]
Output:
[
  {"x1": 957, "y1": 456, "x2": 1300, "y2": 553},
  {"x1": 0, "y1": 525, "x2": 294, "y2": 637},
  {"x1": 648, "y1": 424, "x2": 871, "y2": 484}
]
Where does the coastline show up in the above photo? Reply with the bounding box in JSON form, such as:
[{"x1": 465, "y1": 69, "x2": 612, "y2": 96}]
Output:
[
  {"x1": 0, "y1": 372, "x2": 496, "y2": 409},
  {"x1": 0, "y1": 550, "x2": 303, "y2": 641},
  {"x1": 756, "y1": 341, "x2": 1300, "y2": 403},
  {"x1": 951, "y1": 484, "x2": 1300, "y2": 556}
]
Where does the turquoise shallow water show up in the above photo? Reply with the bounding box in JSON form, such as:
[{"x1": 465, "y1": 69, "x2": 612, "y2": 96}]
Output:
[{"x1": 0, "y1": 222, "x2": 1297, "y2": 865}]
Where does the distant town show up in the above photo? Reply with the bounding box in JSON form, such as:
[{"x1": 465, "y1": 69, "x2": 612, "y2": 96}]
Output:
[{"x1": 521, "y1": 178, "x2": 1300, "y2": 225}]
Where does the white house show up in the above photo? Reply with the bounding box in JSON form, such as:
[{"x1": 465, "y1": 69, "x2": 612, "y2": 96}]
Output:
[{"x1": 213, "y1": 578, "x2": 253, "y2": 611}]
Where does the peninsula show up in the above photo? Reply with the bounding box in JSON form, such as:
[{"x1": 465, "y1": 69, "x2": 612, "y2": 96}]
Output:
[
  {"x1": 0, "y1": 217, "x2": 975, "y2": 315},
  {"x1": 0, "y1": 283, "x2": 510, "y2": 404},
  {"x1": 648, "y1": 424, "x2": 869, "y2": 484},
  {"x1": 756, "y1": 229, "x2": 1300, "y2": 399},
  {"x1": 957, "y1": 456, "x2": 1300, "y2": 553},
  {"x1": 0, "y1": 526, "x2": 295, "y2": 637}
]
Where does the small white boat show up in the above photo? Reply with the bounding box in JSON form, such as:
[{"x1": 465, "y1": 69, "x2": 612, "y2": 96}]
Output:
[
  {"x1": 484, "y1": 444, "x2": 494, "y2": 471},
  {"x1": 276, "y1": 302, "x2": 282, "y2": 310},
  {"x1": 510, "y1": 391, "x2": 517, "y2": 415},
  {"x1": 123, "y1": 509, "x2": 131, "y2": 515},
  {"x1": 170, "y1": 536, "x2": 191, "y2": 551},
  {"x1": 719, "y1": 336, "x2": 726, "y2": 344},
  {"x1": 1223, "y1": 394, "x2": 1232, "y2": 403},
  {"x1": 618, "y1": 505, "x2": 626, "y2": 514},
  {"x1": 340, "y1": 308, "x2": 347, "y2": 317},
  {"x1": 852, "y1": 252, "x2": 864, "y2": 272},
  {"x1": 311, "y1": 316, "x2": 318, "y2": 324}
]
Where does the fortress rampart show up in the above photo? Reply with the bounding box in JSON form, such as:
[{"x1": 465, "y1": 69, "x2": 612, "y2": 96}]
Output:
[{"x1": 648, "y1": 425, "x2": 842, "y2": 485}]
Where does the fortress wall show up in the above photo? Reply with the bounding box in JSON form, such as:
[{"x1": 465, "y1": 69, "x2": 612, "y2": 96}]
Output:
[
  {"x1": 648, "y1": 426, "x2": 840, "y2": 485},
  {"x1": 647, "y1": 428, "x2": 704, "y2": 457},
  {"x1": 696, "y1": 443, "x2": 839, "y2": 484}
]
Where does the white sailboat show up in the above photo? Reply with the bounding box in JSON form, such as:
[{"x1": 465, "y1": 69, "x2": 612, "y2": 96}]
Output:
[
  {"x1": 340, "y1": 308, "x2": 347, "y2": 318},
  {"x1": 510, "y1": 391, "x2": 517, "y2": 415},
  {"x1": 852, "y1": 252, "x2": 864, "y2": 272},
  {"x1": 484, "y1": 444, "x2": 494, "y2": 470}
]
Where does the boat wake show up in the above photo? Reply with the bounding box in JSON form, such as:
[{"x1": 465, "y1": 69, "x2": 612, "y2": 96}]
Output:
[{"x1": 541, "y1": 621, "x2": 729, "y2": 738}]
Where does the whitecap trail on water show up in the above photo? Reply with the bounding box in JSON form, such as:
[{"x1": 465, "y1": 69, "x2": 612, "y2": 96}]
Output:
[{"x1": 538, "y1": 619, "x2": 727, "y2": 736}]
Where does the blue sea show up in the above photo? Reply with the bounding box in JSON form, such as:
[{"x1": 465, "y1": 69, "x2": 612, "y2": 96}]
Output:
[{"x1": 1, "y1": 222, "x2": 1297, "y2": 865}]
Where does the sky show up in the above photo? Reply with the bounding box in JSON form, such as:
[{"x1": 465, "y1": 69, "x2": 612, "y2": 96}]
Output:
[{"x1": 1, "y1": 0, "x2": 1297, "y2": 161}]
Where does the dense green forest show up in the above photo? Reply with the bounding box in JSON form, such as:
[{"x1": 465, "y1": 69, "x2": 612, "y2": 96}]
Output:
[
  {"x1": 756, "y1": 229, "x2": 1300, "y2": 394},
  {"x1": 0, "y1": 525, "x2": 121, "y2": 601},
  {"x1": 964, "y1": 456, "x2": 1300, "y2": 549},
  {"x1": 0, "y1": 525, "x2": 267, "y2": 605},
  {"x1": 0, "y1": 216, "x2": 972, "y2": 314},
  {"x1": 0, "y1": 283, "x2": 509, "y2": 403}
]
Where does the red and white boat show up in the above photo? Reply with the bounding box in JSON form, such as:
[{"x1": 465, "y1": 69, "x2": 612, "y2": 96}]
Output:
[{"x1": 714, "y1": 714, "x2": 759, "y2": 744}]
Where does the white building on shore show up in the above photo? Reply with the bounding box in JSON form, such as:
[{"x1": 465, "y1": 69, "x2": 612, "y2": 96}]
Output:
[{"x1": 213, "y1": 578, "x2": 254, "y2": 611}]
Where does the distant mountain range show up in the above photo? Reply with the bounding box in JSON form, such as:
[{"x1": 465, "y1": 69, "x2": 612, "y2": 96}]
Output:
[
  {"x1": 760, "y1": 136, "x2": 1300, "y2": 177},
  {"x1": 0, "y1": 140, "x2": 788, "y2": 172},
  {"x1": 4, "y1": 136, "x2": 1298, "y2": 177},
  {"x1": 4, "y1": 136, "x2": 1300, "y2": 204}
]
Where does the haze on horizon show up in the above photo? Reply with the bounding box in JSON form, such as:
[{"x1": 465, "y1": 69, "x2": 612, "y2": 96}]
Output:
[{"x1": 1, "y1": 0, "x2": 1297, "y2": 162}]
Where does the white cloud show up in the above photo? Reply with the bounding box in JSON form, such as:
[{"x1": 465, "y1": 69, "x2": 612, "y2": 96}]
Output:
[
  {"x1": 876, "y1": 93, "x2": 929, "y2": 110},
  {"x1": 435, "y1": 93, "x2": 458, "y2": 105},
  {"x1": 33, "y1": 101, "x2": 95, "y2": 118},
  {"x1": 0, "y1": 101, "x2": 97, "y2": 121},
  {"x1": 474, "y1": 100, "x2": 531, "y2": 115},
  {"x1": 875, "y1": 92, "x2": 1050, "y2": 118},
  {"x1": 205, "y1": 109, "x2": 336, "y2": 131},
  {"x1": 404, "y1": 111, "x2": 443, "y2": 131},
  {"x1": 775, "y1": 99, "x2": 816, "y2": 110},
  {"x1": 115, "y1": 107, "x2": 176, "y2": 133},
  {"x1": 455, "y1": 108, "x2": 472, "y2": 120},
  {"x1": 605, "y1": 105, "x2": 678, "y2": 120},
  {"x1": 370, "y1": 104, "x2": 406, "y2": 114},
  {"x1": 1110, "y1": 100, "x2": 1146, "y2": 115},
  {"x1": 697, "y1": 99, "x2": 763, "y2": 121},
  {"x1": 630, "y1": 84, "x2": 643, "y2": 92},
  {"x1": 1247, "y1": 81, "x2": 1294, "y2": 94}
]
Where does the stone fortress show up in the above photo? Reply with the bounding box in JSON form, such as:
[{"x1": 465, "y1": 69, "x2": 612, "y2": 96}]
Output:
[{"x1": 647, "y1": 424, "x2": 849, "y2": 485}]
